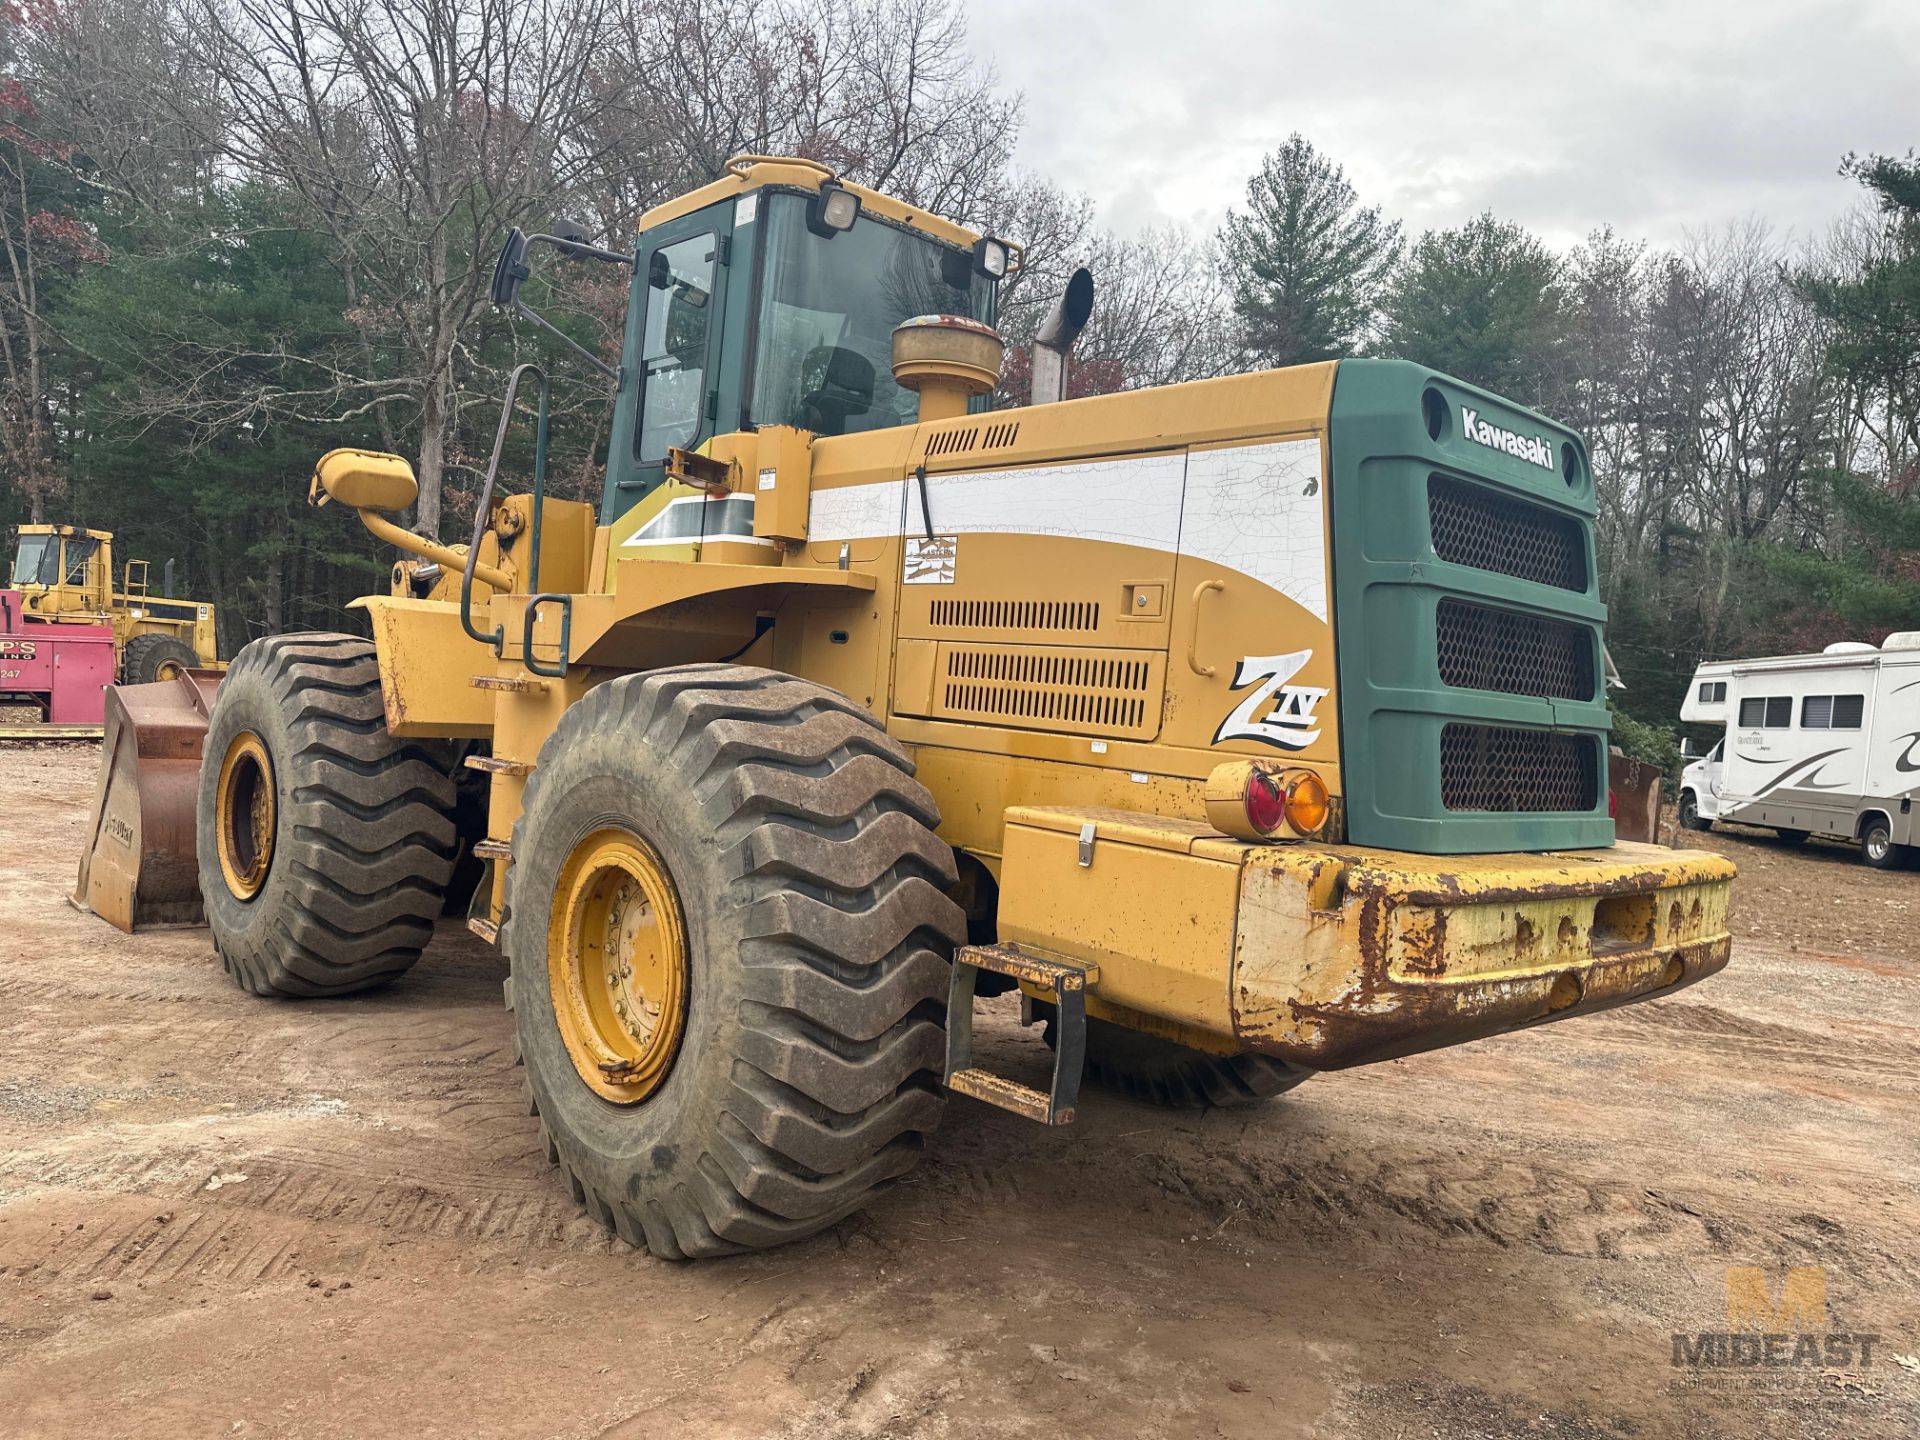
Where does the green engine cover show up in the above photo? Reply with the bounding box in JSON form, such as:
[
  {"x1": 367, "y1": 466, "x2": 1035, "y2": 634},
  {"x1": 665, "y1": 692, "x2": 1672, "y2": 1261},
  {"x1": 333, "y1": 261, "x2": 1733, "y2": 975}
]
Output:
[{"x1": 1326, "y1": 358, "x2": 1614, "y2": 854}]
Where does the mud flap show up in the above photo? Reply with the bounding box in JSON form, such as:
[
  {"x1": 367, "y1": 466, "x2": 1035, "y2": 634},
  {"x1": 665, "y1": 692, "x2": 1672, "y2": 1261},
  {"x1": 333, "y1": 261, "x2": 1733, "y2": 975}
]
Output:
[{"x1": 72, "y1": 669, "x2": 222, "y2": 932}]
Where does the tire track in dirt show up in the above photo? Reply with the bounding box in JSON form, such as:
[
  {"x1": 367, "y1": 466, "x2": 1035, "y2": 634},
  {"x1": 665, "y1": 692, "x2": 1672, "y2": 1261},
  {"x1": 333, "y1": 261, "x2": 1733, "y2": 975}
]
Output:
[{"x1": 1603, "y1": 999, "x2": 1919, "y2": 1082}]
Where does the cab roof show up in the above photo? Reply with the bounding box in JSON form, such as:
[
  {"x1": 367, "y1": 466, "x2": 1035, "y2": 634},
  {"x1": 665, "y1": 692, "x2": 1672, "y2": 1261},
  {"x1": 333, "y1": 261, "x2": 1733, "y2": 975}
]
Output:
[
  {"x1": 14, "y1": 524, "x2": 111, "y2": 542},
  {"x1": 637, "y1": 155, "x2": 983, "y2": 252}
]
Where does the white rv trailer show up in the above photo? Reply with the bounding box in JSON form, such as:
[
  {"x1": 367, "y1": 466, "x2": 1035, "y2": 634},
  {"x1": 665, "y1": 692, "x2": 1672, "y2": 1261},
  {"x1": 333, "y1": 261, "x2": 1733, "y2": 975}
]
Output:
[{"x1": 1678, "y1": 635, "x2": 1920, "y2": 868}]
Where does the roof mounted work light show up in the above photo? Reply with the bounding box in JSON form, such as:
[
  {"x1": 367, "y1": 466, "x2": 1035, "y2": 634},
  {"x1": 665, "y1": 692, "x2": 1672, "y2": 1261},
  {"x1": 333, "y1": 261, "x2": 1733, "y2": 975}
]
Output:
[
  {"x1": 807, "y1": 180, "x2": 861, "y2": 237},
  {"x1": 973, "y1": 236, "x2": 1010, "y2": 279}
]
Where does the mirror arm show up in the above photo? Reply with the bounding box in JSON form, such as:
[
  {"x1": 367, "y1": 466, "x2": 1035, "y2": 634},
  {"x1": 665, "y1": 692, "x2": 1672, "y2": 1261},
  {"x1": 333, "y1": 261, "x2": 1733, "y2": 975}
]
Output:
[
  {"x1": 509, "y1": 297, "x2": 622, "y2": 387},
  {"x1": 525, "y1": 232, "x2": 634, "y2": 267}
]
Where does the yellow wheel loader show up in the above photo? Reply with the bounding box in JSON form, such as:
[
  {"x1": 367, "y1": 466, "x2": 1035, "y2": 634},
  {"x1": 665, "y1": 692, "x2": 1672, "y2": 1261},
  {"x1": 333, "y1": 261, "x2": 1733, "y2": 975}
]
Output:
[
  {"x1": 9, "y1": 524, "x2": 221, "y2": 682},
  {"x1": 79, "y1": 156, "x2": 1735, "y2": 1258}
]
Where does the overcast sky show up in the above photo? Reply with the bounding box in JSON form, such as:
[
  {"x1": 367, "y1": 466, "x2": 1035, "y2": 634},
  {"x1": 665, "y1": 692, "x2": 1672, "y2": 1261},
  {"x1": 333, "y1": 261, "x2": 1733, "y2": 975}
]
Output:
[{"x1": 966, "y1": 0, "x2": 1916, "y2": 252}]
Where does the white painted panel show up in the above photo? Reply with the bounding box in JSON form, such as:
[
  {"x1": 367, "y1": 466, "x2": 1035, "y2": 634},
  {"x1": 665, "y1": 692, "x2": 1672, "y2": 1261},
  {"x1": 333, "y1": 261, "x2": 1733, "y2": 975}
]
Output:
[
  {"x1": 905, "y1": 452, "x2": 1187, "y2": 550},
  {"x1": 809, "y1": 479, "x2": 906, "y2": 543},
  {"x1": 1179, "y1": 439, "x2": 1327, "y2": 622}
]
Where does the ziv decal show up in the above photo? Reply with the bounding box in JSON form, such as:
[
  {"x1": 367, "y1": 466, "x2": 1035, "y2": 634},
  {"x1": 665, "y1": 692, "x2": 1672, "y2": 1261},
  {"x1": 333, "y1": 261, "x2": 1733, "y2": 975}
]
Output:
[{"x1": 1213, "y1": 649, "x2": 1327, "y2": 750}]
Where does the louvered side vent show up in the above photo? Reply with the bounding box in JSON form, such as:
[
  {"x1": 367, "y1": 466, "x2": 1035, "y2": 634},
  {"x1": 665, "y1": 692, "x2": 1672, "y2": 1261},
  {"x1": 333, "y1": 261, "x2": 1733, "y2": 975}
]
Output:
[
  {"x1": 928, "y1": 598, "x2": 1101, "y2": 633},
  {"x1": 925, "y1": 427, "x2": 980, "y2": 458},
  {"x1": 981, "y1": 420, "x2": 1020, "y2": 449},
  {"x1": 934, "y1": 645, "x2": 1164, "y2": 740}
]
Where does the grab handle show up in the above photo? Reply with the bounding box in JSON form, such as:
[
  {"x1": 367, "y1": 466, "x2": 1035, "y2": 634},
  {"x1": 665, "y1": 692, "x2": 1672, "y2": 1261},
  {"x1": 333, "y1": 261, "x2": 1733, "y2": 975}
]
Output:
[{"x1": 1186, "y1": 580, "x2": 1223, "y2": 677}]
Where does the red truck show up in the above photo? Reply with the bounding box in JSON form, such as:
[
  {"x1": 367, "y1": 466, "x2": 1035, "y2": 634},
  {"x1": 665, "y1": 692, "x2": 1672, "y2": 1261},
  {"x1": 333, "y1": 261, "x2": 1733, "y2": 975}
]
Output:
[{"x1": 0, "y1": 588, "x2": 115, "y2": 730}]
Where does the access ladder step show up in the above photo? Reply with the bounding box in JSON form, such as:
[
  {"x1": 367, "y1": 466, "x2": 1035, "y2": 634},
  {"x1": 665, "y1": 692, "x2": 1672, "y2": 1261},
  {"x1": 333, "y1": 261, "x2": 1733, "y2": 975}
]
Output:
[
  {"x1": 944, "y1": 944, "x2": 1099, "y2": 1126},
  {"x1": 463, "y1": 755, "x2": 532, "y2": 776},
  {"x1": 472, "y1": 839, "x2": 512, "y2": 861},
  {"x1": 470, "y1": 674, "x2": 547, "y2": 693}
]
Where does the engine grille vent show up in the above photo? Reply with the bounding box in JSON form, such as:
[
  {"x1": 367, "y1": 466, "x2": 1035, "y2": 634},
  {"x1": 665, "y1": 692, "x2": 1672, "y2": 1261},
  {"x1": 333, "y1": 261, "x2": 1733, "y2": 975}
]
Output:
[
  {"x1": 1429, "y1": 475, "x2": 1587, "y2": 592},
  {"x1": 1436, "y1": 599, "x2": 1595, "y2": 700},
  {"x1": 923, "y1": 420, "x2": 1021, "y2": 458},
  {"x1": 926, "y1": 427, "x2": 978, "y2": 457},
  {"x1": 1440, "y1": 724, "x2": 1599, "y2": 813},
  {"x1": 936, "y1": 645, "x2": 1160, "y2": 738},
  {"x1": 928, "y1": 598, "x2": 1100, "y2": 632}
]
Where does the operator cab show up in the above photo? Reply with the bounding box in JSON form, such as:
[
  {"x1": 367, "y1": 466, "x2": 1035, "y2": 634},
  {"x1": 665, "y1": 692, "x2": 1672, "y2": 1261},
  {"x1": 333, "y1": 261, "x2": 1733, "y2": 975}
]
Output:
[
  {"x1": 9, "y1": 527, "x2": 102, "y2": 593},
  {"x1": 490, "y1": 157, "x2": 1008, "y2": 528},
  {"x1": 609, "y1": 159, "x2": 1005, "y2": 519}
]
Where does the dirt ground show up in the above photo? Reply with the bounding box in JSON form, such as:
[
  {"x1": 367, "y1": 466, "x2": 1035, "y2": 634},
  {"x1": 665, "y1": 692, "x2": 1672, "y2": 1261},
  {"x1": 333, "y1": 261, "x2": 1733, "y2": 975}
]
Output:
[{"x1": 2, "y1": 744, "x2": 1916, "y2": 1439}]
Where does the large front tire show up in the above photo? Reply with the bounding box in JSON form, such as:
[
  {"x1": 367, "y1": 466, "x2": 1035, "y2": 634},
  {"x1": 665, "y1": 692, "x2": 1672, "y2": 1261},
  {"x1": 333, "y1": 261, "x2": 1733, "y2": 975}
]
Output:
[
  {"x1": 506, "y1": 665, "x2": 962, "y2": 1258},
  {"x1": 197, "y1": 634, "x2": 458, "y2": 996}
]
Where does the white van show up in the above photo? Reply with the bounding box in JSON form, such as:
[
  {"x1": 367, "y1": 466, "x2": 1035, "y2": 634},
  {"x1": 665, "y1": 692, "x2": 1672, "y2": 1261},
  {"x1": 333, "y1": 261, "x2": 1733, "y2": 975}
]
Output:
[{"x1": 1678, "y1": 636, "x2": 1920, "y2": 868}]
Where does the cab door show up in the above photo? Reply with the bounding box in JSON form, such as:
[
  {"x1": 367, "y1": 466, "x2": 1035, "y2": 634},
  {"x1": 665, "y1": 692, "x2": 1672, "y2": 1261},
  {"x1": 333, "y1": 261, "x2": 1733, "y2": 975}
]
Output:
[{"x1": 602, "y1": 201, "x2": 736, "y2": 517}]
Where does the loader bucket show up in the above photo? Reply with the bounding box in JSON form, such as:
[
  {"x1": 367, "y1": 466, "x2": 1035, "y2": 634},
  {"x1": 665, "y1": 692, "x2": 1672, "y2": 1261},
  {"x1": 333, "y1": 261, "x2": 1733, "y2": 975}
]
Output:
[{"x1": 73, "y1": 669, "x2": 222, "y2": 932}]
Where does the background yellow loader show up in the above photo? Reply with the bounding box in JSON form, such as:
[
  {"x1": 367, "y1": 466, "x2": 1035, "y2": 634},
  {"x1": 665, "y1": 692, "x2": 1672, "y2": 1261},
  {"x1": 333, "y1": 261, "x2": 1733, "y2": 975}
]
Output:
[
  {"x1": 81, "y1": 155, "x2": 1734, "y2": 1259},
  {"x1": 9, "y1": 524, "x2": 220, "y2": 682}
]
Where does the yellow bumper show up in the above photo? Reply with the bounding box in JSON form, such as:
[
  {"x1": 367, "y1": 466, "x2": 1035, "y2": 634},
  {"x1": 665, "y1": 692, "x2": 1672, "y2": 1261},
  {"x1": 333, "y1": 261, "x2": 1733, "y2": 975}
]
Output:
[
  {"x1": 1229, "y1": 840, "x2": 1735, "y2": 1068},
  {"x1": 994, "y1": 808, "x2": 1735, "y2": 1071}
]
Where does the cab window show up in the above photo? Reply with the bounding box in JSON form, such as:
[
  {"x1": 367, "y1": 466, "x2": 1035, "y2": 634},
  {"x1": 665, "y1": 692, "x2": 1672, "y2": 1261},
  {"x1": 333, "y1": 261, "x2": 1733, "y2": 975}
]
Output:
[
  {"x1": 62, "y1": 537, "x2": 98, "y2": 585},
  {"x1": 634, "y1": 232, "x2": 718, "y2": 462}
]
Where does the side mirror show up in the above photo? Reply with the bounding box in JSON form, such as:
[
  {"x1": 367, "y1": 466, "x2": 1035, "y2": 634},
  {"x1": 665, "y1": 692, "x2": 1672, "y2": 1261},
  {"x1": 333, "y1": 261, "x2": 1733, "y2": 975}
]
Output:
[
  {"x1": 490, "y1": 228, "x2": 531, "y2": 307},
  {"x1": 1680, "y1": 739, "x2": 1696, "y2": 759}
]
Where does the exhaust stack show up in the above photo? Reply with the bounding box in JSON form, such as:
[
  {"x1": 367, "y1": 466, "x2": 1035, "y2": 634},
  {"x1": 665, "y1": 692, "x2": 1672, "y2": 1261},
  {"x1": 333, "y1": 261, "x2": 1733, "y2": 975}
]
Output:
[{"x1": 1029, "y1": 267, "x2": 1095, "y2": 405}]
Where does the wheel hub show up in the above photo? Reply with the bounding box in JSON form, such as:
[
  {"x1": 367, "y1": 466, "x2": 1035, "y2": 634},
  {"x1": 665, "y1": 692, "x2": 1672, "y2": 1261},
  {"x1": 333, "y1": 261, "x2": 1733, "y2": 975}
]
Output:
[
  {"x1": 548, "y1": 828, "x2": 688, "y2": 1103},
  {"x1": 214, "y1": 731, "x2": 276, "y2": 900}
]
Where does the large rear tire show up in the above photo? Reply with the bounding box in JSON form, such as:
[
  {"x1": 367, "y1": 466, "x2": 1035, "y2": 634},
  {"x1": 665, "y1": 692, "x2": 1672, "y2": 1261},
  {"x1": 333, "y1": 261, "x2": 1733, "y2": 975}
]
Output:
[
  {"x1": 122, "y1": 632, "x2": 198, "y2": 684},
  {"x1": 197, "y1": 634, "x2": 458, "y2": 997},
  {"x1": 1047, "y1": 1012, "x2": 1312, "y2": 1109},
  {"x1": 505, "y1": 664, "x2": 962, "y2": 1258}
]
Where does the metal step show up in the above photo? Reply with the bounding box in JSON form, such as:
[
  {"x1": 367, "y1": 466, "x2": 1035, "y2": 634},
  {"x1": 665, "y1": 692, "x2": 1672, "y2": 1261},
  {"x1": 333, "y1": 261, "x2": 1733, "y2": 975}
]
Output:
[
  {"x1": 472, "y1": 838, "x2": 511, "y2": 861},
  {"x1": 944, "y1": 944, "x2": 1098, "y2": 1126},
  {"x1": 470, "y1": 674, "x2": 547, "y2": 693},
  {"x1": 463, "y1": 754, "x2": 531, "y2": 776}
]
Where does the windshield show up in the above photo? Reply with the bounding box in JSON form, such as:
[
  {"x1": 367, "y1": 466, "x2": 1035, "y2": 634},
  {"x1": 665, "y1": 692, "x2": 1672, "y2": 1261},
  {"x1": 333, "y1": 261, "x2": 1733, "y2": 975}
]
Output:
[
  {"x1": 751, "y1": 192, "x2": 995, "y2": 438},
  {"x1": 10, "y1": 535, "x2": 57, "y2": 587}
]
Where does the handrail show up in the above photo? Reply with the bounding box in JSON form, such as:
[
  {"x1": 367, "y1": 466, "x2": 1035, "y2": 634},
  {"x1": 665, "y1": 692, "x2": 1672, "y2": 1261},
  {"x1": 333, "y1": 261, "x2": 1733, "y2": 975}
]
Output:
[
  {"x1": 521, "y1": 593, "x2": 572, "y2": 679},
  {"x1": 725, "y1": 153, "x2": 836, "y2": 181},
  {"x1": 461, "y1": 362, "x2": 550, "y2": 653}
]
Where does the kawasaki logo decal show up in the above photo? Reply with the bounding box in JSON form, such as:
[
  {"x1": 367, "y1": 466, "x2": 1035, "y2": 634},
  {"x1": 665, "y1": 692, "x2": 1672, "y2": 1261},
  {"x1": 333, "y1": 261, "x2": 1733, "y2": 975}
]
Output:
[
  {"x1": 1461, "y1": 406, "x2": 1556, "y2": 471},
  {"x1": 1213, "y1": 649, "x2": 1327, "y2": 751}
]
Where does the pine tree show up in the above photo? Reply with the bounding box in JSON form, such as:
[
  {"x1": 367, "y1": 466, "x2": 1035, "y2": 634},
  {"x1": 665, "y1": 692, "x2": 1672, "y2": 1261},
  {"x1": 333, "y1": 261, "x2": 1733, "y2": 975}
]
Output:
[
  {"x1": 1376, "y1": 212, "x2": 1568, "y2": 407},
  {"x1": 1219, "y1": 135, "x2": 1401, "y2": 368}
]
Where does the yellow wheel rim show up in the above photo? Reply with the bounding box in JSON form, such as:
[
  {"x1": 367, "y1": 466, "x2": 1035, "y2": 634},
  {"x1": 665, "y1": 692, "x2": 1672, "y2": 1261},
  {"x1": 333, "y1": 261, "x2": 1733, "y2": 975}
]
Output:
[
  {"x1": 215, "y1": 731, "x2": 276, "y2": 900},
  {"x1": 548, "y1": 828, "x2": 689, "y2": 1104},
  {"x1": 156, "y1": 658, "x2": 185, "y2": 680}
]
